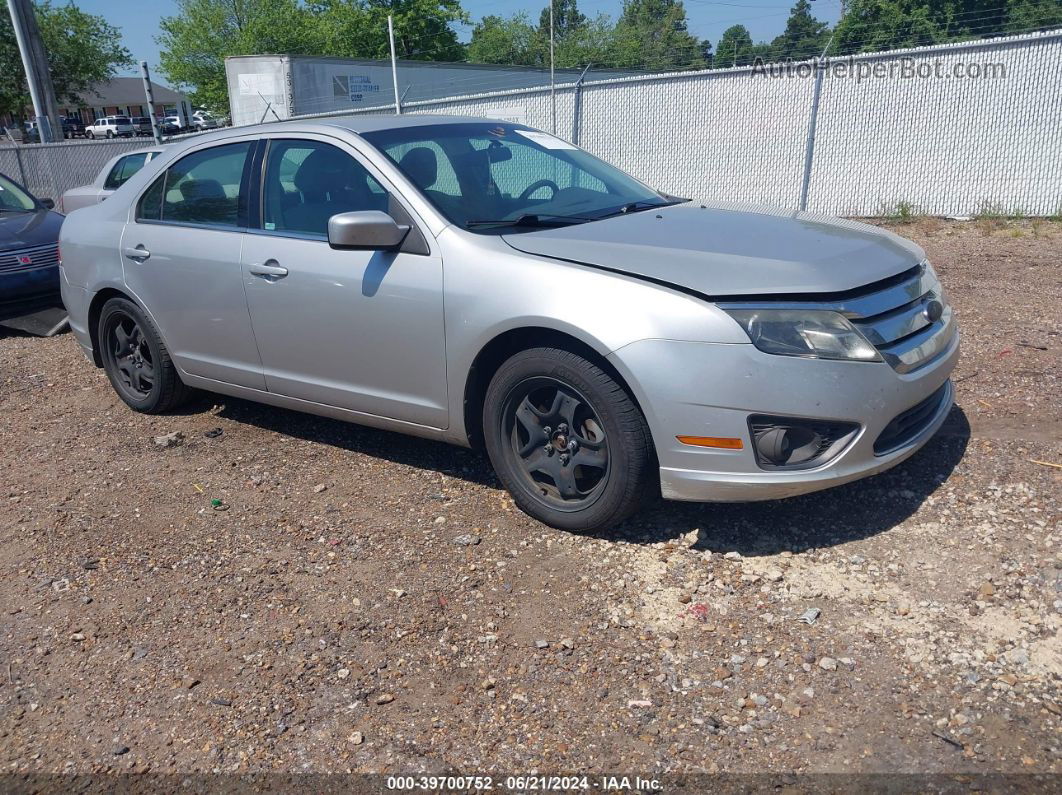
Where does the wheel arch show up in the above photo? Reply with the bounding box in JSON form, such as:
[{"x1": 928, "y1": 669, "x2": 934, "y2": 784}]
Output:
[
  {"x1": 86, "y1": 287, "x2": 138, "y2": 367},
  {"x1": 461, "y1": 326, "x2": 648, "y2": 450}
]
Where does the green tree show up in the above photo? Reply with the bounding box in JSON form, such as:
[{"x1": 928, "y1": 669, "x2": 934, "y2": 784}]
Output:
[
  {"x1": 825, "y1": 0, "x2": 1053, "y2": 56},
  {"x1": 608, "y1": 0, "x2": 708, "y2": 70},
  {"x1": 769, "y1": 0, "x2": 830, "y2": 60},
  {"x1": 714, "y1": 24, "x2": 754, "y2": 67},
  {"x1": 467, "y1": 13, "x2": 539, "y2": 65},
  {"x1": 158, "y1": 0, "x2": 321, "y2": 113},
  {"x1": 1, "y1": 1, "x2": 132, "y2": 119},
  {"x1": 312, "y1": 0, "x2": 468, "y2": 61},
  {"x1": 1003, "y1": 0, "x2": 1062, "y2": 31}
]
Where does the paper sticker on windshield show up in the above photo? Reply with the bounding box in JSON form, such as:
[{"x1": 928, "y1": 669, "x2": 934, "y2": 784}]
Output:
[{"x1": 513, "y1": 130, "x2": 577, "y2": 149}]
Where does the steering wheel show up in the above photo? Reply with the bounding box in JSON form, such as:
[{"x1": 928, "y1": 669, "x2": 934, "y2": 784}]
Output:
[{"x1": 519, "y1": 179, "x2": 560, "y2": 202}]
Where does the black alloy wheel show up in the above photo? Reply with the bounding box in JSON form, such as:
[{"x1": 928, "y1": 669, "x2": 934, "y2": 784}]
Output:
[
  {"x1": 501, "y1": 377, "x2": 610, "y2": 511},
  {"x1": 98, "y1": 297, "x2": 192, "y2": 413},
  {"x1": 105, "y1": 312, "x2": 155, "y2": 400},
  {"x1": 484, "y1": 347, "x2": 654, "y2": 531}
]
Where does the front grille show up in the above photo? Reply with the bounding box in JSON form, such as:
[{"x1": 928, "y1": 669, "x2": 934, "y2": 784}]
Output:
[
  {"x1": 873, "y1": 381, "x2": 952, "y2": 455},
  {"x1": 0, "y1": 243, "x2": 59, "y2": 275},
  {"x1": 842, "y1": 263, "x2": 956, "y2": 373}
]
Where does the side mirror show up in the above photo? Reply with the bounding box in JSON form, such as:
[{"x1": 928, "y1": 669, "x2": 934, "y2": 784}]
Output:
[
  {"x1": 39, "y1": 198, "x2": 55, "y2": 210},
  {"x1": 327, "y1": 210, "x2": 409, "y2": 250}
]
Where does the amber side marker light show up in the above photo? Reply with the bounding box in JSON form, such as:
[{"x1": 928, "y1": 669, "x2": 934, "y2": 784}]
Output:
[{"x1": 676, "y1": 435, "x2": 744, "y2": 450}]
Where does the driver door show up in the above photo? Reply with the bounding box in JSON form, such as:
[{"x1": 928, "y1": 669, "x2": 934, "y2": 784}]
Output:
[{"x1": 240, "y1": 136, "x2": 448, "y2": 428}]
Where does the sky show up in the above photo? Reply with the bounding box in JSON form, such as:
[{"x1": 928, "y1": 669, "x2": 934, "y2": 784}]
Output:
[{"x1": 79, "y1": 0, "x2": 843, "y2": 80}]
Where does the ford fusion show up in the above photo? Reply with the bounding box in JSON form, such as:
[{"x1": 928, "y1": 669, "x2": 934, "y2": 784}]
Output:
[{"x1": 59, "y1": 116, "x2": 958, "y2": 530}]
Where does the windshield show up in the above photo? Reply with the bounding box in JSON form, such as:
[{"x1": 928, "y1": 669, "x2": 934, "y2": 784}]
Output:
[
  {"x1": 360, "y1": 122, "x2": 675, "y2": 232},
  {"x1": 0, "y1": 173, "x2": 38, "y2": 212}
]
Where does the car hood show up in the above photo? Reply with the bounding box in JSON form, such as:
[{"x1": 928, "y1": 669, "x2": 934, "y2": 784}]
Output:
[
  {"x1": 501, "y1": 204, "x2": 924, "y2": 297},
  {"x1": 0, "y1": 209, "x2": 63, "y2": 252}
]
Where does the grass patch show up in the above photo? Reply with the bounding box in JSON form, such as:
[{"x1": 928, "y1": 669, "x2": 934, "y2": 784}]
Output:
[{"x1": 881, "y1": 200, "x2": 919, "y2": 224}]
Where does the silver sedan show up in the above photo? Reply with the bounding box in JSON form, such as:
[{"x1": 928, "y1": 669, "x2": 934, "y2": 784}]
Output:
[
  {"x1": 58, "y1": 115, "x2": 958, "y2": 530},
  {"x1": 60, "y1": 147, "x2": 163, "y2": 213}
]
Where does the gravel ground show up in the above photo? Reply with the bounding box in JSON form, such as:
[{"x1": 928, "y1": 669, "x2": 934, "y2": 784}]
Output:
[{"x1": 0, "y1": 219, "x2": 1059, "y2": 779}]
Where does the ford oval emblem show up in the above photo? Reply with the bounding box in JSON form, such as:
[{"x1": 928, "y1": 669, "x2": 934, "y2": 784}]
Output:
[{"x1": 923, "y1": 299, "x2": 944, "y2": 323}]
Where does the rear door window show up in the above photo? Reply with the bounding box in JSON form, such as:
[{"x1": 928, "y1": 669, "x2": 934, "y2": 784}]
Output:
[{"x1": 160, "y1": 142, "x2": 252, "y2": 227}]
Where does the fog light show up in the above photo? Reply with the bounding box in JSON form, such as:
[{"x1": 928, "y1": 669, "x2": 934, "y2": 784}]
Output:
[{"x1": 748, "y1": 415, "x2": 859, "y2": 470}]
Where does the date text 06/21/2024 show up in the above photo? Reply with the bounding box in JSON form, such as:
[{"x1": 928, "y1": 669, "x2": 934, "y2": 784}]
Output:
[{"x1": 385, "y1": 775, "x2": 662, "y2": 791}]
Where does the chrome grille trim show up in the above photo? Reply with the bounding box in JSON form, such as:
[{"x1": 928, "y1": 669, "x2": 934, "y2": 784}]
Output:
[{"x1": 0, "y1": 243, "x2": 60, "y2": 275}]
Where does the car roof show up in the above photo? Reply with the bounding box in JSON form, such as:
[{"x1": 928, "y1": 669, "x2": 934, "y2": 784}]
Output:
[
  {"x1": 319, "y1": 114, "x2": 516, "y2": 134},
  {"x1": 152, "y1": 114, "x2": 529, "y2": 161}
]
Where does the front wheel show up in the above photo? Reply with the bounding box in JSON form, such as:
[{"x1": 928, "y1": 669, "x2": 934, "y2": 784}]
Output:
[
  {"x1": 98, "y1": 297, "x2": 192, "y2": 413},
  {"x1": 483, "y1": 347, "x2": 654, "y2": 531}
]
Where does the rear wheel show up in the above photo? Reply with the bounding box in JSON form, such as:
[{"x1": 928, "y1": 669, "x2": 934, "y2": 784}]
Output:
[
  {"x1": 98, "y1": 297, "x2": 192, "y2": 413},
  {"x1": 483, "y1": 347, "x2": 654, "y2": 531},
  {"x1": 86, "y1": 130, "x2": 94, "y2": 139}
]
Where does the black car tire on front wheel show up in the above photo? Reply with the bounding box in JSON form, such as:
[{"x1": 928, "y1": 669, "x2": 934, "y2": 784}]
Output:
[
  {"x1": 483, "y1": 347, "x2": 654, "y2": 531},
  {"x1": 98, "y1": 297, "x2": 192, "y2": 413}
]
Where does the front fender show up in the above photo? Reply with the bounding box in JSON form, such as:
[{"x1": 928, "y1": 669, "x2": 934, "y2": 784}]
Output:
[{"x1": 439, "y1": 230, "x2": 747, "y2": 444}]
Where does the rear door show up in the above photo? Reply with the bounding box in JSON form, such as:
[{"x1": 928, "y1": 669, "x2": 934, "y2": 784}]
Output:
[
  {"x1": 121, "y1": 139, "x2": 264, "y2": 389},
  {"x1": 240, "y1": 135, "x2": 447, "y2": 427}
]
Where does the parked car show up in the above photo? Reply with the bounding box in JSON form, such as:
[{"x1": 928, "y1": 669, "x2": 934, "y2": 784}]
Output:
[
  {"x1": 59, "y1": 116, "x2": 959, "y2": 530},
  {"x1": 86, "y1": 116, "x2": 134, "y2": 139},
  {"x1": 190, "y1": 110, "x2": 219, "y2": 131},
  {"x1": 60, "y1": 147, "x2": 164, "y2": 213},
  {"x1": 159, "y1": 116, "x2": 184, "y2": 135},
  {"x1": 62, "y1": 116, "x2": 86, "y2": 138},
  {"x1": 0, "y1": 171, "x2": 62, "y2": 322},
  {"x1": 130, "y1": 117, "x2": 155, "y2": 137}
]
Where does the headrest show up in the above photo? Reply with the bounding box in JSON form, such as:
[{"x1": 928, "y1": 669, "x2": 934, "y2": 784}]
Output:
[
  {"x1": 179, "y1": 179, "x2": 225, "y2": 202},
  {"x1": 398, "y1": 146, "x2": 438, "y2": 190},
  {"x1": 293, "y1": 147, "x2": 351, "y2": 194}
]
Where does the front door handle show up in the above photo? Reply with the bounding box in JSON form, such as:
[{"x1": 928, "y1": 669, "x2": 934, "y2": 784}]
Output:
[
  {"x1": 248, "y1": 261, "x2": 288, "y2": 280},
  {"x1": 123, "y1": 245, "x2": 150, "y2": 261}
]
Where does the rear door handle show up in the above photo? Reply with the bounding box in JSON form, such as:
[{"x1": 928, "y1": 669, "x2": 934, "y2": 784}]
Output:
[
  {"x1": 248, "y1": 261, "x2": 288, "y2": 280},
  {"x1": 123, "y1": 245, "x2": 150, "y2": 261}
]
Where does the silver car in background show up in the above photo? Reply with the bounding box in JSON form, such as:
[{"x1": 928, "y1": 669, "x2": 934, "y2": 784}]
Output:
[
  {"x1": 59, "y1": 116, "x2": 959, "y2": 530},
  {"x1": 60, "y1": 147, "x2": 163, "y2": 214}
]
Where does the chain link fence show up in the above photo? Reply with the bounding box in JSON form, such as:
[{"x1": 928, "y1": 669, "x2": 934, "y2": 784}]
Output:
[
  {"x1": 3, "y1": 30, "x2": 1059, "y2": 217},
  {"x1": 0, "y1": 137, "x2": 151, "y2": 203},
  {"x1": 331, "y1": 29, "x2": 1062, "y2": 217}
]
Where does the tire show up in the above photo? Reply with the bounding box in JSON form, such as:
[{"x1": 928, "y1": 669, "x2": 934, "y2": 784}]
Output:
[
  {"x1": 106, "y1": 130, "x2": 114, "y2": 138},
  {"x1": 98, "y1": 297, "x2": 192, "y2": 413},
  {"x1": 86, "y1": 130, "x2": 94, "y2": 139},
  {"x1": 483, "y1": 347, "x2": 654, "y2": 531}
]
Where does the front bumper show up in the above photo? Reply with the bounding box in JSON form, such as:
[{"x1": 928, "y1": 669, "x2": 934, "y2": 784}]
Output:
[
  {"x1": 0, "y1": 267, "x2": 60, "y2": 322},
  {"x1": 607, "y1": 331, "x2": 959, "y2": 502}
]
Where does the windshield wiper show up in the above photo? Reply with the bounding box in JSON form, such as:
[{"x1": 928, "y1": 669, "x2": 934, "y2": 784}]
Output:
[
  {"x1": 465, "y1": 213, "x2": 592, "y2": 230},
  {"x1": 592, "y1": 198, "x2": 687, "y2": 220}
]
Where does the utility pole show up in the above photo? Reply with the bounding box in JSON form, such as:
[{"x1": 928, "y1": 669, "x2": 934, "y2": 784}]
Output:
[
  {"x1": 549, "y1": 0, "x2": 556, "y2": 134},
  {"x1": 139, "y1": 61, "x2": 163, "y2": 144},
  {"x1": 388, "y1": 15, "x2": 401, "y2": 115},
  {"x1": 7, "y1": 0, "x2": 63, "y2": 142}
]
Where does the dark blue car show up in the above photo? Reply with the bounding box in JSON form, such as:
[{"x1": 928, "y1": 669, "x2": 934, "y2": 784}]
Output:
[{"x1": 0, "y1": 172, "x2": 63, "y2": 322}]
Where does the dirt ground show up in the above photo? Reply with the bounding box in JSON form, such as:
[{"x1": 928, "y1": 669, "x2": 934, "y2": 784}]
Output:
[{"x1": 0, "y1": 219, "x2": 1059, "y2": 782}]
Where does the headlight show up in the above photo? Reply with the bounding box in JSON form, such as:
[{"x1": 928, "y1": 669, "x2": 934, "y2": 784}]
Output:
[{"x1": 722, "y1": 308, "x2": 881, "y2": 362}]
